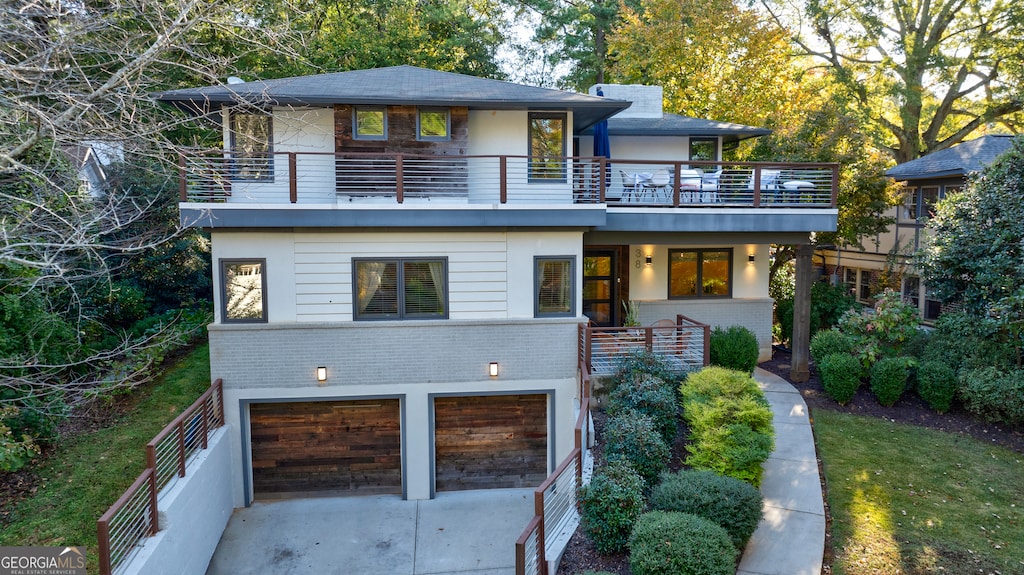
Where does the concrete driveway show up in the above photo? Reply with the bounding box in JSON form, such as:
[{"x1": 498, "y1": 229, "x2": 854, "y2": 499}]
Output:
[{"x1": 205, "y1": 488, "x2": 535, "y2": 575}]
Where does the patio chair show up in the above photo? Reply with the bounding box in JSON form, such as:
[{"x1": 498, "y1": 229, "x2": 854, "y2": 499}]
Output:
[
  {"x1": 640, "y1": 169, "x2": 671, "y2": 202},
  {"x1": 618, "y1": 170, "x2": 637, "y2": 203}
]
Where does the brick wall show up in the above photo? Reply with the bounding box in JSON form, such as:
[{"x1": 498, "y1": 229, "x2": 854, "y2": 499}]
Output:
[{"x1": 208, "y1": 318, "x2": 580, "y2": 389}]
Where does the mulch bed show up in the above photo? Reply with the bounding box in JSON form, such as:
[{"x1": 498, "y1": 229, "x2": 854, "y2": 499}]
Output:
[{"x1": 556, "y1": 350, "x2": 1024, "y2": 575}]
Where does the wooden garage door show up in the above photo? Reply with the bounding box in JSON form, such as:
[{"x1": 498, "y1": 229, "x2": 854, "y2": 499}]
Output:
[
  {"x1": 434, "y1": 394, "x2": 547, "y2": 492},
  {"x1": 250, "y1": 399, "x2": 401, "y2": 497}
]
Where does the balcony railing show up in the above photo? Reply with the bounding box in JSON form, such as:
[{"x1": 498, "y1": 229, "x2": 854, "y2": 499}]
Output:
[
  {"x1": 178, "y1": 151, "x2": 839, "y2": 208},
  {"x1": 579, "y1": 315, "x2": 710, "y2": 376}
]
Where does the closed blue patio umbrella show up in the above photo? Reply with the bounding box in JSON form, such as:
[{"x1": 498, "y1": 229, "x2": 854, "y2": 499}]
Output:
[{"x1": 592, "y1": 87, "x2": 611, "y2": 194}]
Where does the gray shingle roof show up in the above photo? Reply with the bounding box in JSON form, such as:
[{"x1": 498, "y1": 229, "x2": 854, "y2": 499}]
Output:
[
  {"x1": 886, "y1": 135, "x2": 1017, "y2": 180},
  {"x1": 152, "y1": 65, "x2": 631, "y2": 132},
  {"x1": 586, "y1": 113, "x2": 771, "y2": 144}
]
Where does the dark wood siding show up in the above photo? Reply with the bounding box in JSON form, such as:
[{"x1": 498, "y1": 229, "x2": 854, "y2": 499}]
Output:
[
  {"x1": 250, "y1": 399, "x2": 401, "y2": 498},
  {"x1": 434, "y1": 394, "x2": 548, "y2": 492},
  {"x1": 334, "y1": 105, "x2": 469, "y2": 155}
]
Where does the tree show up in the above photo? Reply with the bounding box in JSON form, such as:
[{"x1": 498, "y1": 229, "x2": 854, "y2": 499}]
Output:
[
  {"x1": 608, "y1": 0, "x2": 799, "y2": 128},
  {"x1": 0, "y1": 0, "x2": 303, "y2": 425},
  {"x1": 761, "y1": 0, "x2": 1024, "y2": 163},
  {"x1": 916, "y1": 136, "x2": 1024, "y2": 362}
]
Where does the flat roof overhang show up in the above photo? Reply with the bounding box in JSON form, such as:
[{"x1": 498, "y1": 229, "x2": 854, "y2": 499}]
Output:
[
  {"x1": 179, "y1": 203, "x2": 607, "y2": 229},
  {"x1": 598, "y1": 208, "x2": 838, "y2": 234}
]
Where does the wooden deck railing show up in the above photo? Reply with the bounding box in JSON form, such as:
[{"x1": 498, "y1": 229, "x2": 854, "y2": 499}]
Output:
[
  {"x1": 97, "y1": 379, "x2": 224, "y2": 575},
  {"x1": 515, "y1": 356, "x2": 593, "y2": 575},
  {"x1": 177, "y1": 151, "x2": 839, "y2": 209}
]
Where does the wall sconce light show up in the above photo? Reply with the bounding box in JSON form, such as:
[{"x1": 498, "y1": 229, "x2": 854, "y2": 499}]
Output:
[
  {"x1": 748, "y1": 254, "x2": 756, "y2": 265},
  {"x1": 645, "y1": 254, "x2": 653, "y2": 266},
  {"x1": 316, "y1": 366, "x2": 327, "y2": 383},
  {"x1": 489, "y1": 362, "x2": 499, "y2": 377}
]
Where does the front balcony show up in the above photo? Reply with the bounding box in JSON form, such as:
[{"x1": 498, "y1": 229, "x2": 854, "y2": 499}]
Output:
[
  {"x1": 579, "y1": 315, "x2": 711, "y2": 377},
  {"x1": 178, "y1": 151, "x2": 838, "y2": 209}
]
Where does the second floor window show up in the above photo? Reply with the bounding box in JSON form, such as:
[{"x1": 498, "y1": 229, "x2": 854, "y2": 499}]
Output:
[
  {"x1": 689, "y1": 138, "x2": 717, "y2": 162},
  {"x1": 418, "y1": 108, "x2": 450, "y2": 140},
  {"x1": 354, "y1": 107, "x2": 387, "y2": 140},
  {"x1": 669, "y1": 249, "x2": 732, "y2": 298},
  {"x1": 354, "y1": 258, "x2": 448, "y2": 320},
  {"x1": 529, "y1": 113, "x2": 566, "y2": 181},
  {"x1": 230, "y1": 113, "x2": 273, "y2": 181}
]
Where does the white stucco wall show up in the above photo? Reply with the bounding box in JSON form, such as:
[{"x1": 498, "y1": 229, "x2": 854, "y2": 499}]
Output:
[
  {"x1": 122, "y1": 428, "x2": 233, "y2": 575},
  {"x1": 626, "y1": 242, "x2": 770, "y2": 300}
]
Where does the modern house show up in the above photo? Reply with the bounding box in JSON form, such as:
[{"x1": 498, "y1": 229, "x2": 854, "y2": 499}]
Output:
[
  {"x1": 817, "y1": 134, "x2": 1015, "y2": 321},
  {"x1": 153, "y1": 65, "x2": 838, "y2": 508}
]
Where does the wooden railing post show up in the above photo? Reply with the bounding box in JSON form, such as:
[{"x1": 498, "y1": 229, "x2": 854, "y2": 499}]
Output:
[
  {"x1": 146, "y1": 469, "x2": 159, "y2": 535},
  {"x1": 288, "y1": 152, "x2": 297, "y2": 203},
  {"x1": 395, "y1": 154, "x2": 404, "y2": 203},
  {"x1": 177, "y1": 420, "x2": 186, "y2": 478},
  {"x1": 598, "y1": 157, "x2": 607, "y2": 202},
  {"x1": 703, "y1": 324, "x2": 711, "y2": 366},
  {"x1": 500, "y1": 156, "x2": 508, "y2": 203},
  {"x1": 831, "y1": 163, "x2": 839, "y2": 207},
  {"x1": 178, "y1": 153, "x2": 187, "y2": 202},
  {"x1": 752, "y1": 166, "x2": 762, "y2": 207},
  {"x1": 672, "y1": 162, "x2": 681, "y2": 207},
  {"x1": 215, "y1": 379, "x2": 224, "y2": 425},
  {"x1": 534, "y1": 490, "x2": 547, "y2": 575},
  {"x1": 97, "y1": 518, "x2": 112, "y2": 575}
]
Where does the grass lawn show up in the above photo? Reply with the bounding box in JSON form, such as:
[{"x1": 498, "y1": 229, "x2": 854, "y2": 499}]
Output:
[
  {"x1": 814, "y1": 409, "x2": 1024, "y2": 575},
  {"x1": 0, "y1": 342, "x2": 211, "y2": 571}
]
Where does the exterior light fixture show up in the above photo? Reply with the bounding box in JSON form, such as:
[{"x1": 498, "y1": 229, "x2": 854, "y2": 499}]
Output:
[
  {"x1": 748, "y1": 254, "x2": 756, "y2": 264},
  {"x1": 645, "y1": 254, "x2": 653, "y2": 266},
  {"x1": 316, "y1": 366, "x2": 327, "y2": 383},
  {"x1": 489, "y1": 362, "x2": 499, "y2": 377}
]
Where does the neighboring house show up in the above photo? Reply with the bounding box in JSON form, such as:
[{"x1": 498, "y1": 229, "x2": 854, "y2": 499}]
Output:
[
  {"x1": 61, "y1": 143, "x2": 110, "y2": 197},
  {"x1": 153, "y1": 65, "x2": 838, "y2": 507},
  {"x1": 817, "y1": 134, "x2": 1015, "y2": 321}
]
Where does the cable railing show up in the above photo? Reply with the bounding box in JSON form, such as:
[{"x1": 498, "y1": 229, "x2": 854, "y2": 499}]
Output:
[
  {"x1": 515, "y1": 355, "x2": 593, "y2": 575},
  {"x1": 177, "y1": 151, "x2": 839, "y2": 209},
  {"x1": 582, "y1": 314, "x2": 710, "y2": 376},
  {"x1": 97, "y1": 379, "x2": 224, "y2": 575}
]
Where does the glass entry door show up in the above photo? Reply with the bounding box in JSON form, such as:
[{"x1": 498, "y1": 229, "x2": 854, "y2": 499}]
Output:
[{"x1": 583, "y1": 249, "x2": 619, "y2": 327}]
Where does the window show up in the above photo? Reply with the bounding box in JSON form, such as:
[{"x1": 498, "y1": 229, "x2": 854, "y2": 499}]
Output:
[
  {"x1": 903, "y1": 275, "x2": 920, "y2": 309},
  {"x1": 417, "y1": 108, "x2": 450, "y2": 141},
  {"x1": 535, "y1": 257, "x2": 575, "y2": 317},
  {"x1": 859, "y1": 269, "x2": 872, "y2": 301},
  {"x1": 354, "y1": 107, "x2": 387, "y2": 140},
  {"x1": 668, "y1": 249, "x2": 732, "y2": 298},
  {"x1": 689, "y1": 138, "x2": 717, "y2": 162},
  {"x1": 221, "y1": 259, "x2": 267, "y2": 323},
  {"x1": 529, "y1": 113, "x2": 566, "y2": 181},
  {"x1": 229, "y1": 112, "x2": 273, "y2": 181},
  {"x1": 354, "y1": 258, "x2": 447, "y2": 320}
]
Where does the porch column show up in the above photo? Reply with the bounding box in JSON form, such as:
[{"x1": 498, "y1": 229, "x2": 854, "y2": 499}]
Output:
[{"x1": 790, "y1": 244, "x2": 813, "y2": 382}]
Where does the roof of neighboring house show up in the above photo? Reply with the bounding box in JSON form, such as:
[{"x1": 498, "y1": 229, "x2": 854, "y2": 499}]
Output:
[
  {"x1": 886, "y1": 134, "x2": 1017, "y2": 180},
  {"x1": 152, "y1": 65, "x2": 632, "y2": 132},
  {"x1": 584, "y1": 113, "x2": 772, "y2": 144}
]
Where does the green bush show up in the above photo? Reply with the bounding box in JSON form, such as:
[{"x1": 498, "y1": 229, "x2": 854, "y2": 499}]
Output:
[
  {"x1": 837, "y1": 290, "x2": 920, "y2": 366},
  {"x1": 680, "y1": 366, "x2": 762, "y2": 406},
  {"x1": 684, "y1": 423, "x2": 774, "y2": 486},
  {"x1": 607, "y1": 374, "x2": 678, "y2": 444},
  {"x1": 818, "y1": 352, "x2": 862, "y2": 404},
  {"x1": 958, "y1": 367, "x2": 1024, "y2": 425},
  {"x1": 613, "y1": 350, "x2": 680, "y2": 388},
  {"x1": 603, "y1": 409, "x2": 671, "y2": 485},
  {"x1": 578, "y1": 460, "x2": 646, "y2": 554},
  {"x1": 628, "y1": 511, "x2": 737, "y2": 575},
  {"x1": 650, "y1": 470, "x2": 763, "y2": 549},
  {"x1": 870, "y1": 356, "x2": 910, "y2": 406},
  {"x1": 775, "y1": 281, "x2": 859, "y2": 346},
  {"x1": 809, "y1": 329, "x2": 857, "y2": 365},
  {"x1": 917, "y1": 360, "x2": 957, "y2": 413},
  {"x1": 684, "y1": 395, "x2": 773, "y2": 439},
  {"x1": 709, "y1": 325, "x2": 759, "y2": 374}
]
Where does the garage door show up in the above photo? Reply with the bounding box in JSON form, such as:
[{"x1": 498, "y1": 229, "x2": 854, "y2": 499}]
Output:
[
  {"x1": 434, "y1": 394, "x2": 548, "y2": 492},
  {"x1": 249, "y1": 399, "x2": 401, "y2": 498}
]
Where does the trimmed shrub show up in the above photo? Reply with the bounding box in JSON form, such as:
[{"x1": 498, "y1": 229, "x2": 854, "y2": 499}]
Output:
[
  {"x1": 917, "y1": 360, "x2": 957, "y2": 413},
  {"x1": 870, "y1": 356, "x2": 910, "y2": 406},
  {"x1": 684, "y1": 423, "x2": 774, "y2": 486},
  {"x1": 603, "y1": 409, "x2": 670, "y2": 484},
  {"x1": 684, "y1": 395, "x2": 773, "y2": 439},
  {"x1": 650, "y1": 470, "x2": 763, "y2": 549},
  {"x1": 818, "y1": 352, "x2": 862, "y2": 404},
  {"x1": 628, "y1": 511, "x2": 737, "y2": 575},
  {"x1": 607, "y1": 374, "x2": 678, "y2": 444},
  {"x1": 613, "y1": 350, "x2": 679, "y2": 389},
  {"x1": 680, "y1": 366, "x2": 762, "y2": 406},
  {"x1": 709, "y1": 325, "x2": 759, "y2": 374},
  {"x1": 958, "y1": 367, "x2": 1024, "y2": 425},
  {"x1": 809, "y1": 329, "x2": 856, "y2": 365},
  {"x1": 578, "y1": 460, "x2": 646, "y2": 554}
]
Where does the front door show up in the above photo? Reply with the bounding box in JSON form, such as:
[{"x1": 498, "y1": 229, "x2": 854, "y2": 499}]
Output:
[{"x1": 583, "y1": 249, "x2": 622, "y2": 327}]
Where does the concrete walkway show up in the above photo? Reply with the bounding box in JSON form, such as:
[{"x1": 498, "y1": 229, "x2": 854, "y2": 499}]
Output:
[
  {"x1": 737, "y1": 368, "x2": 826, "y2": 575},
  {"x1": 205, "y1": 488, "x2": 534, "y2": 575}
]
